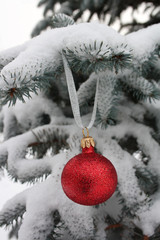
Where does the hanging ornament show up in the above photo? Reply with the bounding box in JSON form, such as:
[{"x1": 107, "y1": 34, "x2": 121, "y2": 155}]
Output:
[
  {"x1": 61, "y1": 53, "x2": 118, "y2": 206},
  {"x1": 61, "y1": 128, "x2": 118, "y2": 205}
]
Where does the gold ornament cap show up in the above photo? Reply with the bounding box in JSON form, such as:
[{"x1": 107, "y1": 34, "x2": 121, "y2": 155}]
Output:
[{"x1": 81, "y1": 127, "x2": 95, "y2": 148}]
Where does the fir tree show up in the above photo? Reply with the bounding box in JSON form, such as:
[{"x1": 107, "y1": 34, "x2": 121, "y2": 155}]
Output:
[{"x1": 0, "y1": 7, "x2": 160, "y2": 240}]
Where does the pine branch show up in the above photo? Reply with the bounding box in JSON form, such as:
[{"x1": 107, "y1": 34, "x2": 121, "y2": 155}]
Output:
[
  {"x1": 77, "y1": 73, "x2": 97, "y2": 106},
  {"x1": 135, "y1": 167, "x2": 159, "y2": 196},
  {"x1": 1, "y1": 85, "x2": 33, "y2": 106},
  {"x1": 116, "y1": 189, "x2": 137, "y2": 218},
  {"x1": 63, "y1": 42, "x2": 132, "y2": 75},
  {"x1": 96, "y1": 73, "x2": 118, "y2": 128},
  {"x1": 31, "y1": 17, "x2": 53, "y2": 38},
  {"x1": 0, "y1": 193, "x2": 26, "y2": 227},
  {"x1": 28, "y1": 126, "x2": 69, "y2": 158},
  {"x1": 51, "y1": 13, "x2": 75, "y2": 28},
  {"x1": 0, "y1": 124, "x2": 70, "y2": 182},
  {"x1": 46, "y1": 210, "x2": 66, "y2": 240},
  {"x1": 142, "y1": 45, "x2": 160, "y2": 81},
  {"x1": 35, "y1": 0, "x2": 160, "y2": 35},
  {"x1": 0, "y1": 63, "x2": 64, "y2": 106},
  {"x1": 0, "y1": 73, "x2": 52, "y2": 106},
  {"x1": 0, "y1": 23, "x2": 159, "y2": 106},
  {"x1": 119, "y1": 75, "x2": 160, "y2": 102},
  {"x1": 0, "y1": 204, "x2": 25, "y2": 227}
]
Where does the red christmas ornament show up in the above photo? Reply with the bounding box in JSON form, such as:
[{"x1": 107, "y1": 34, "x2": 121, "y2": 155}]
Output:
[{"x1": 61, "y1": 130, "x2": 118, "y2": 206}]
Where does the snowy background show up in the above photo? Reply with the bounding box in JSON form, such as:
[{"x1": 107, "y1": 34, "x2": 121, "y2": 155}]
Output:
[{"x1": 0, "y1": 1, "x2": 42, "y2": 239}]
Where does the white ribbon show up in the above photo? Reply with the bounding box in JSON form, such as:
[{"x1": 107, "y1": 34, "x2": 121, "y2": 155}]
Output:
[{"x1": 62, "y1": 53, "x2": 99, "y2": 129}]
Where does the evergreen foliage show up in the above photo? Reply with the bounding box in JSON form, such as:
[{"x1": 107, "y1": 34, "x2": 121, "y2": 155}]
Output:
[
  {"x1": 0, "y1": 4, "x2": 160, "y2": 240},
  {"x1": 31, "y1": 0, "x2": 160, "y2": 37}
]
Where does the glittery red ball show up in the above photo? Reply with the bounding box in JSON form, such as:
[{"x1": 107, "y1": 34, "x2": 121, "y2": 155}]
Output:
[{"x1": 61, "y1": 146, "x2": 118, "y2": 206}]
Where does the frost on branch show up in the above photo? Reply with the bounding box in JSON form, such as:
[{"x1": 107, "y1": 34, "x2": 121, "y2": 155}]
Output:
[
  {"x1": 96, "y1": 73, "x2": 117, "y2": 127},
  {"x1": 0, "y1": 21, "x2": 160, "y2": 240},
  {"x1": 0, "y1": 23, "x2": 160, "y2": 107},
  {"x1": 1, "y1": 101, "x2": 160, "y2": 239}
]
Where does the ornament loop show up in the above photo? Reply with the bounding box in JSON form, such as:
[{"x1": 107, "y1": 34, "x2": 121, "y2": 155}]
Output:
[
  {"x1": 82, "y1": 127, "x2": 89, "y2": 138},
  {"x1": 81, "y1": 128, "x2": 95, "y2": 148}
]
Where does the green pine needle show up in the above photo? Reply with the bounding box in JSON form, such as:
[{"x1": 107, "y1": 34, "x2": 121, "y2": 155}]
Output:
[
  {"x1": 51, "y1": 13, "x2": 75, "y2": 29},
  {"x1": 1, "y1": 86, "x2": 33, "y2": 106},
  {"x1": 135, "y1": 167, "x2": 159, "y2": 196},
  {"x1": 0, "y1": 204, "x2": 26, "y2": 227},
  {"x1": 0, "y1": 77, "x2": 51, "y2": 106},
  {"x1": 95, "y1": 108, "x2": 117, "y2": 129},
  {"x1": 63, "y1": 42, "x2": 133, "y2": 75},
  {"x1": 119, "y1": 77, "x2": 160, "y2": 103}
]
